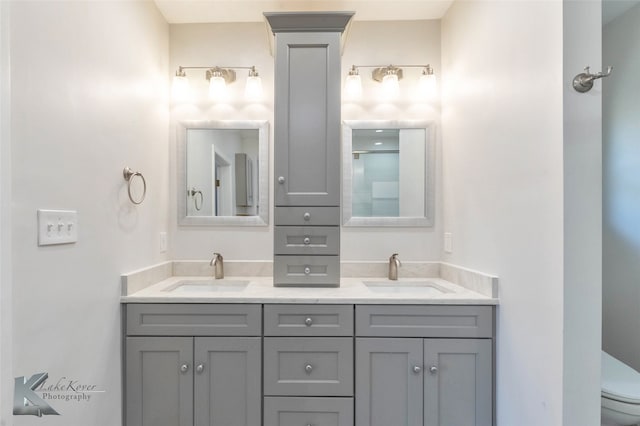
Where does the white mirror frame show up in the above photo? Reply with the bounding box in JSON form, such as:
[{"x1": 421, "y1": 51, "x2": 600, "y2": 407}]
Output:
[
  {"x1": 342, "y1": 120, "x2": 435, "y2": 227},
  {"x1": 177, "y1": 120, "x2": 269, "y2": 226}
]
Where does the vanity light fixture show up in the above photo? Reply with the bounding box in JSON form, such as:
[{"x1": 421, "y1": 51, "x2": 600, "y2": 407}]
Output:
[
  {"x1": 172, "y1": 65, "x2": 263, "y2": 102},
  {"x1": 344, "y1": 64, "x2": 437, "y2": 100}
]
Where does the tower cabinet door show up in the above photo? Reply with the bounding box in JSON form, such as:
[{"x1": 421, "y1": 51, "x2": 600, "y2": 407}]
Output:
[
  {"x1": 125, "y1": 337, "x2": 193, "y2": 426},
  {"x1": 194, "y1": 337, "x2": 262, "y2": 426},
  {"x1": 355, "y1": 338, "x2": 424, "y2": 426},
  {"x1": 423, "y1": 339, "x2": 493, "y2": 426},
  {"x1": 273, "y1": 31, "x2": 341, "y2": 207}
]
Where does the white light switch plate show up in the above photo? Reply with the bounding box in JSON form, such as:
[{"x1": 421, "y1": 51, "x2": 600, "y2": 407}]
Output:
[{"x1": 37, "y1": 209, "x2": 78, "y2": 246}]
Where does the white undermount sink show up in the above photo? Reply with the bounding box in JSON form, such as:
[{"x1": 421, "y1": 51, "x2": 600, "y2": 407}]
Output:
[
  {"x1": 164, "y1": 279, "x2": 250, "y2": 293},
  {"x1": 363, "y1": 280, "x2": 452, "y2": 295}
]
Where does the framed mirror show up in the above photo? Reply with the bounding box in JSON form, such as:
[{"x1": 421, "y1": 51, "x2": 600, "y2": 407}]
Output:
[
  {"x1": 177, "y1": 120, "x2": 269, "y2": 226},
  {"x1": 342, "y1": 120, "x2": 435, "y2": 227}
]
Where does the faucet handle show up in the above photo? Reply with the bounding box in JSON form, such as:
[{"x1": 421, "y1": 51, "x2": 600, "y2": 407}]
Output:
[{"x1": 390, "y1": 253, "x2": 401, "y2": 266}]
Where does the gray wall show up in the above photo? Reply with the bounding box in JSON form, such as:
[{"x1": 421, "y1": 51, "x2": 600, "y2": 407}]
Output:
[{"x1": 603, "y1": 3, "x2": 640, "y2": 370}]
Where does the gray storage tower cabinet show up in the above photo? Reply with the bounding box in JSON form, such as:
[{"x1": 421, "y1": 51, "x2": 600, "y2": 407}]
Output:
[{"x1": 265, "y1": 12, "x2": 354, "y2": 287}]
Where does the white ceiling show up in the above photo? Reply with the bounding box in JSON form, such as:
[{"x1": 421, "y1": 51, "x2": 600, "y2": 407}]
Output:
[{"x1": 153, "y1": 0, "x2": 455, "y2": 24}]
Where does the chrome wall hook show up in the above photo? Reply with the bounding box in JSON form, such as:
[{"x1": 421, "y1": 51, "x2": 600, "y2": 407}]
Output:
[{"x1": 573, "y1": 66, "x2": 613, "y2": 93}]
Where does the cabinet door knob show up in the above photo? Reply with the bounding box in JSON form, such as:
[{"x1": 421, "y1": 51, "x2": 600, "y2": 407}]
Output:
[
  {"x1": 303, "y1": 212, "x2": 311, "y2": 221},
  {"x1": 305, "y1": 364, "x2": 314, "y2": 374},
  {"x1": 303, "y1": 237, "x2": 311, "y2": 245},
  {"x1": 196, "y1": 363, "x2": 205, "y2": 374},
  {"x1": 180, "y1": 363, "x2": 190, "y2": 374},
  {"x1": 412, "y1": 365, "x2": 422, "y2": 374},
  {"x1": 430, "y1": 365, "x2": 438, "y2": 375},
  {"x1": 304, "y1": 317, "x2": 313, "y2": 326},
  {"x1": 304, "y1": 267, "x2": 311, "y2": 275},
  {"x1": 278, "y1": 176, "x2": 285, "y2": 184}
]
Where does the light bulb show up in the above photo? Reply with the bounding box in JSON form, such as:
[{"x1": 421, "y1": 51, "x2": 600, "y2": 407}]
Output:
[
  {"x1": 419, "y1": 67, "x2": 437, "y2": 99},
  {"x1": 209, "y1": 74, "x2": 227, "y2": 101},
  {"x1": 172, "y1": 70, "x2": 191, "y2": 102},
  {"x1": 344, "y1": 66, "x2": 362, "y2": 100},
  {"x1": 381, "y1": 73, "x2": 399, "y2": 99},
  {"x1": 245, "y1": 68, "x2": 263, "y2": 101}
]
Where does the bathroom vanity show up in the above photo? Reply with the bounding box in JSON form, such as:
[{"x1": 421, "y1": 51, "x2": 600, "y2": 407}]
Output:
[{"x1": 121, "y1": 267, "x2": 498, "y2": 426}]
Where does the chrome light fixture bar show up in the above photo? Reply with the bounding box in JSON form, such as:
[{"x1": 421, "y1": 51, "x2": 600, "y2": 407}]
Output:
[
  {"x1": 344, "y1": 64, "x2": 436, "y2": 100},
  {"x1": 172, "y1": 65, "x2": 263, "y2": 102}
]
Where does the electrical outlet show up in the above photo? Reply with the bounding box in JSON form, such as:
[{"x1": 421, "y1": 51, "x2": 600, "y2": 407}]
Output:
[
  {"x1": 444, "y1": 232, "x2": 453, "y2": 253},
  {"x1": 37, "y1": 209, "x2": 78, "y2": 246},
  {"x1": 159, "y1": 232, "x2": 167, "y2": 253}
]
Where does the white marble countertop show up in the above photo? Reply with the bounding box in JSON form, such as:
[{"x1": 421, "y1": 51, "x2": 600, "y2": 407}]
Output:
[{"x1": 121, "y1": 275, "x2": 498, "y2": 305}]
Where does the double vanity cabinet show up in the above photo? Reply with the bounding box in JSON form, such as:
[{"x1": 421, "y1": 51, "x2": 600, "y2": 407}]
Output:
[{"x1": 124, "y1": 302, "x2": 494, "y2": 426}]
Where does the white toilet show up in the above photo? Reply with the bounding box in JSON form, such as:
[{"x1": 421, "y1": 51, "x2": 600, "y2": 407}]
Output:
[{"x1": 602, "y1": 351, "x2": 640, "y2": 426}]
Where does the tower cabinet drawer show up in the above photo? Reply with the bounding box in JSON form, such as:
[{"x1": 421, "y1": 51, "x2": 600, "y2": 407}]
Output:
[
  {"x1": 274, "y1": 255, "x2": 339, "y2": 287},
  {"x1": 263, "y1": 337, "x2": 353, "y2": 396},
  {"x1": 264, "y1": 304, "x2": 354, "y2": 336},
  {"x1": 356, "y1": 305, "x2": 493, "y2": 338},
  {"x1": 274, "y1": 226, "x2": 340, "y2": 255},
  {"x1": 275, "y1": 206, "x2": 340, "y2": 226},
  {"x1": 126, "y1": 304, "x2": 262, "y2": 336},
  {"x1": 264, "y1": 397, "x2": 353, "y2": 426}
]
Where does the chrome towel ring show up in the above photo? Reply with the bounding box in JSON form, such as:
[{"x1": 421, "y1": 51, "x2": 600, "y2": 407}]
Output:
[
  {"x1": 189, "y1": 187, "x2": 204, "y2": 211},
  {"x1": 123, "y1": 167, "x2": 147, "y2": 205}
]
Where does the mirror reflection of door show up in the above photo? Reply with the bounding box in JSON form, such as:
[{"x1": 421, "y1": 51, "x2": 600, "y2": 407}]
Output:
[
  {"x1": 214, "y1": 152, "x2": 232, "y2": 217},
  {"x1": 185, "y1": 128, "x2": 259, "y2": 218}
]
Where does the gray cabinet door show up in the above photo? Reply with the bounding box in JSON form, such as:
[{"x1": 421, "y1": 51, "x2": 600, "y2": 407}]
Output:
[
  {"x1": 274, "y1": 31, "x2": 341, "y2": 207},
  {"x1": 355, "y1": 338, "x2": 423, "y2": 426},
  {"x1": 423, "y1": 339, "x2": 493, "y2": 426},
  {"x1": 125, "y1": 337, "x2": 193, "y2": 426},
  {"x1": 194, "y1": 337, "x2": 262, "y2": 426}
]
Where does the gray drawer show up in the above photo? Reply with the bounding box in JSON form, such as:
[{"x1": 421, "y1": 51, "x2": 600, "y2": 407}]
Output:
[
  {"x1": 356, "y1": 305, "x2": 494, "y2": 338},
  {"x1": 274, "y1": 255, "x2": 339, "y2": 287},
  {"x1": 264, "y1": 304, "x2": 353, "y2": 336},
  {"x1": 126, "y1": 304, "x2": 262, "y2": 336},
  {"x1": 263, "y1": 337, "x2": 353, "y2": 396},
  {"x1": 275, "y1": 206, "x2": 340, "y2": 226},
  {"x1": 274, "y1": 226, "x2": 340, "y2": 255},
  {"x1": 264, "y1": 397, "x2": 353, "y2": 426}
]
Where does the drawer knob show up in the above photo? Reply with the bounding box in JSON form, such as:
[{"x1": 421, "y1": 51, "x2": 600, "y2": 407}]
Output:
[
  {"x1": 303, "y1": 212, "x2": 311, "y2": 221},
  {"x1": 305, "y1": 364, "x2": 314, "y2": 374},
  {"x1": 304, "y1": 267, "x2": 311, "y2": 275},
  {"x1": 430, "y1": 365, "x2": 438, "y2": 375},
  {"x1": 304, "y1": 317, "x2": 313, "y2": 326},
  {"x1": 196, "y1": 363, "x2": 205, "y2": 374},
  {"x1": 303, "y1": 237, "x2": 311, "y2": 245},
  {"x1": 278, "y1": 176, "x2": 285, "y2": 184},
  {"x1": 180, "y1": 363, "x2": 190, "y2": 374},
  {"x1": 412, "y1": 365, "x2": 422, "y2": 374}
]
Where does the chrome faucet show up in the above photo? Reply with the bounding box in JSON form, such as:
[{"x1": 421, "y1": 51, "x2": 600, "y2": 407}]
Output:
[
  {"x1": 389, "y1": 253, "x2": 401, "y2": 280},
  {"x1": 210, "y1": 253, "x2": 224, "y2": 279}
]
